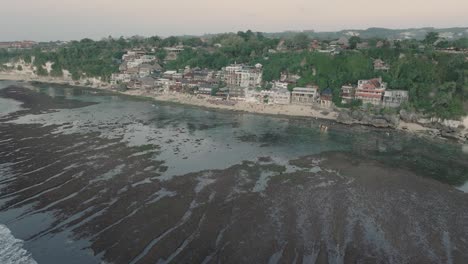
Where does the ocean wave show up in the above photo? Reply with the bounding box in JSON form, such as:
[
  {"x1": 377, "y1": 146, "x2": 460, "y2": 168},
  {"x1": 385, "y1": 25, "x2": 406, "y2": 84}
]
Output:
[{"x1": 0, "y1": 224, "x2": 37, "y2": 264}]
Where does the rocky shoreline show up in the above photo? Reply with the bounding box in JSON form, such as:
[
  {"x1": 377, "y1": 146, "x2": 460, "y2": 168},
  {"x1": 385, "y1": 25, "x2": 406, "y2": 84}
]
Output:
[
  {"x1": 338, "y1": 109, "x2": 468, "y2": 143},
  {"x1": 1, "y1": 74, "x2": 467, "y2": 143}
]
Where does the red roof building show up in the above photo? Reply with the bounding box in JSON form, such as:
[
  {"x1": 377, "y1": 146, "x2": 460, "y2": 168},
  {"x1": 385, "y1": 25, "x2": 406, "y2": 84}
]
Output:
[{"x1": 355, "y1": 77, "x2": 387, "y2": 105}]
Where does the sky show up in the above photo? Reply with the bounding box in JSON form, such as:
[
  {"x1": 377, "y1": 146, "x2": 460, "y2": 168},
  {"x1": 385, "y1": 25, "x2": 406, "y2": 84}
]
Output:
[{"x1": 1, "y1": 0, "x2": 467, "y2": 41}]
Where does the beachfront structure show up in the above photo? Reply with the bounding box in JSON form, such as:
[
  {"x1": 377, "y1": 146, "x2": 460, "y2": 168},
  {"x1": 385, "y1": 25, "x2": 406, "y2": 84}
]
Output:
[
  {"x1": 110, "y1": 73, "x2": 133, "y2": 85},
  {"x1": 244, "y1": 88, "x2": 291, "y2": 105},
  {"x1": 341, "y1": 85, "x2": 356, "y2": 104},
  {"x1": 228, "y1": 86, "x2": 246, "y2": 99},
  {"x1": 223, "y1": 63, "x2": 263, "y2": 99},
  {"x1": 291, "y1": 86, "x2": 319, "y2": 105},
  {"x1": 383, "y1": 90, "x2": 409, "y2": 107},
  {"x1": 263, "y1": 88, "x2": 291, "y2": 104},
  {"x1": 355, "y1": 78, "x2": 387, "y2": 105},
  {"x1": 320, "y1": 88, "x2": 334, "y2": 107},
  {"x1": 223, "y1": 64, "x2": 263, "y2": 89}
]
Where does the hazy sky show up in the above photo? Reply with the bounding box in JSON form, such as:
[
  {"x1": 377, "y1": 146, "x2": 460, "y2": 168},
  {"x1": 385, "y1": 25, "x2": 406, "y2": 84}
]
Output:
[{"x1": 1, "y1": 0, "x2": 467, "y2": 41}]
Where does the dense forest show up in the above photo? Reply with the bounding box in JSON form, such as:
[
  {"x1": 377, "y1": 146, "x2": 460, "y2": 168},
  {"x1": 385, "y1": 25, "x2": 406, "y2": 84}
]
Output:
[{"x1": 1, "y1": 31, "x2": 468, "y2": 118}]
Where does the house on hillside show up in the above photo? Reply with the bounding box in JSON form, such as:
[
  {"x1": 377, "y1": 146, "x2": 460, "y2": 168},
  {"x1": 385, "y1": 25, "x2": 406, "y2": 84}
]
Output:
[
  {"x1": 355, "y1": 78, "x2": 387, "y2": 105},
  {"x1": 139, "y1": 64, "x2": 162, "y2": 78},
  {"x1": 340, "y1": 85, "x2": 356, "y2": 104},
  {"x1": 374, "y1": 59, "x2": 390, "y2": 71},
  {"x1": 163, "y1": 70, "x2": 177, "y2": 79}
]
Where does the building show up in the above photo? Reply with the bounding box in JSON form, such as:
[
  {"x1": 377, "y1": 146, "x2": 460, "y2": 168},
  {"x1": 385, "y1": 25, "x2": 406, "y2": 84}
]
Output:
[
  {"x1": 196, "y1": 85, "x2": 216, "y2": 95},
  {"x1": 224, "y1": 63, "x2": 263, "y2": 89},
  {"x1": 244, "y1": 89, "x2": 262, "y2": 103},
  {"x1": 263, "y1": 88, "x2": 291, "y2": 105},
  {"x1": 163, "y1": 70, "x2": 177, "y2": 79},
  {"x1": 228, "y1": 86, "x2": 246, "y2": 99},
  {"x1": 138, "y1": 64, "x2": 162, "y2": 78},
  {"x1": 197, "y1": 87, "x2": 212, "y2": 95},
  {"x1": 383, "y1": 90, "x2": 409, "y2": 107},
  {"x1": 341, "y1": 85, "x2": 356, "y2": 104},
  {"x1": 223, "y1": 63, "x2": 263, "y2": 99},
  {"x1": 110, "y1": 73, "x2": 132, "y2": 85},
  {"x1": 355, "y1": 78, "x2": 387, "y2": 105},
  {"x1": 320, "y1": 88, "x2": 334, "y2": 107},
  {"x1": 0, "y1": 41, "x2": 37, "y2": 50},
  {"x1": 374, "y1": 59, "x2": 390, "y2": 71},
  {"x1": 163, "y1": 47, "x2": 184, "y2": 54},
  {"x1": 273, "y1": 81, "x2": 289, "y2": 90},
  {"x1": 291, "y1": 86, "x2": 319, "y2": 105}
]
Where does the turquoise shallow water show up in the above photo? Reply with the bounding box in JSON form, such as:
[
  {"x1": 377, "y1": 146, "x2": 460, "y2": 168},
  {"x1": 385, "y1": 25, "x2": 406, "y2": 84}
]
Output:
[{"x1": 1, "y1": 81, "x2": 468, "y2": 263}]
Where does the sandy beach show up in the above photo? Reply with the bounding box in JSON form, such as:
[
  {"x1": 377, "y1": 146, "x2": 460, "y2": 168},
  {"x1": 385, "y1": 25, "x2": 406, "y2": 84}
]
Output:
[
  {"x1": 1, "y1": 73, "x2": 466, "y2": 141},
  {"x1": 0, "y1": 73, "x2": 337, "y2": 120},
  {"x1": 124, "y1": 89, "x2": 339, "y2": 120}
]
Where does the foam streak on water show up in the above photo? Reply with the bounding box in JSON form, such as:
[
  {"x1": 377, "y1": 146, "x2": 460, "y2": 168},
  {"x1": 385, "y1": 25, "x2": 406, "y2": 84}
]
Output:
[{"x1": 0, "y1": 224, "x2": 37, "y2": 264}]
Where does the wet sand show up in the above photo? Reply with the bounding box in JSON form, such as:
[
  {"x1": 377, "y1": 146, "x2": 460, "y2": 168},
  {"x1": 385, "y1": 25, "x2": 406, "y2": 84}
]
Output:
[{"x1": 1, "y1": 83, "x2": 468, "y2": 263}]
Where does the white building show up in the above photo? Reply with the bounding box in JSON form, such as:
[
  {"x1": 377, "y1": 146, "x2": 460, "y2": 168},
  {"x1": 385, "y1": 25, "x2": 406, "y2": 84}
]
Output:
[
  {"x1": 111, "y1": 73, "x2": 132, "y2": 84},
  {"x1": 262, "y1": 88, "x2": 291, "y2": 104},
  {"x1": 273, "y1": 81, "x2": 289, "y2": 90},
  {"x1": 163, "y1": 70, "x2": 177, "y2": 79},
  {"x1": 224, "y1": 64, "x2": 263, "y2": 89},
  {"x1": 383, "y1": 90, "x2": 409, "y2": 108},
  {"x1": 291, "y1": 87, "x2": 319, "y2": 105}
]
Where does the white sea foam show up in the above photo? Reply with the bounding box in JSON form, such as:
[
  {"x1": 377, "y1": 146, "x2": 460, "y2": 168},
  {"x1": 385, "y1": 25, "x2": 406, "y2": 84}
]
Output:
[{"x1": 0, "y1": 224, "x2": 37, "y2": 264}]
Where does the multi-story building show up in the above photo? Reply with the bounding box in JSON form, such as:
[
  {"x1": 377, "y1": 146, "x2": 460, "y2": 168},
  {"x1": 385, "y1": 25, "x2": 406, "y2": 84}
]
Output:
[
  {"x1": 383, "y1": 90, "x2": 409, "y2": 107},
  {"x1": 341, "y1": 85, "x2": 356, "y2": 104},
  {"x1": 291, "y1": 86, "x2": 319, "y2": 105},
  {"x1": 224, "y1": 63, "x2": 263, "y2": 99},
  {"x1": 263, "y1": 88, "x2": 291, "y2": 104},
  {"x1": 355, "y1": 78, "x2": 387, "y2": 105}
]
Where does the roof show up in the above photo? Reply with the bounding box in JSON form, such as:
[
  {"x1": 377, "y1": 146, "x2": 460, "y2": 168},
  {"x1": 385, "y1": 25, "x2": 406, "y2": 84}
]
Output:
[
  {"x1": 321, "y1": 88, "x2": 333, "y2": 95},
  {"x1": 359, "y1": 78, "x2": 384, "y2": 90},
  {"x1": 292, "y1": 87, "x2": 318, "y2": 93},
  {"x1": 138, "y1": 77, "x2": 155, "y2": 86}
]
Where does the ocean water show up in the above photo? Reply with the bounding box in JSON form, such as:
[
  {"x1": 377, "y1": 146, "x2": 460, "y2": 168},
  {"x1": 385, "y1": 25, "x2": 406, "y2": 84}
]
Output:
[{"x1": 1, "y1": 81, "x2": 468, "y2": 263}]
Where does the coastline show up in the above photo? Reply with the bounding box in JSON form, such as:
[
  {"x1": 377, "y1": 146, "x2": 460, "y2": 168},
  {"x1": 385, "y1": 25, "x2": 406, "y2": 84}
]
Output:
[
  {"x1": 0, "y1": 72, "x2": 339, "y2": 121},
  {"x1": 0, "y1": 73, "x2": 461, "y2": 142}
]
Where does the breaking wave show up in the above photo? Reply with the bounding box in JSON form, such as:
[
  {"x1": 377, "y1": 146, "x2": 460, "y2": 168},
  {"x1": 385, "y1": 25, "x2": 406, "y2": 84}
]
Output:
[{"x1": 0, "y1": 224, "x2": 37, "y2": 264}]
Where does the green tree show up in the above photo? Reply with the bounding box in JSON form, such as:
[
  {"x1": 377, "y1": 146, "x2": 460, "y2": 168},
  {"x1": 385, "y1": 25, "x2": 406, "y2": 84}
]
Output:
[
  {"x1": 290, "y1": 33, "x2": 310, "y2": 49},
  {"x1": 424, "y1": 32, "x2": 439, "y2": 46},
  {"x1": 36, "y1": 66, "x2": 48, "y2": 76},
  {"x1": 349, "y1": 36, "x2": 362, "y2": 49}
]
